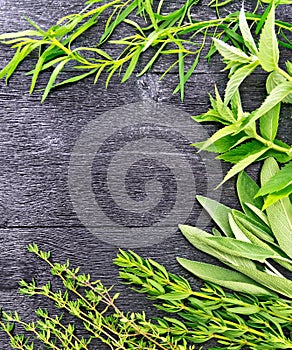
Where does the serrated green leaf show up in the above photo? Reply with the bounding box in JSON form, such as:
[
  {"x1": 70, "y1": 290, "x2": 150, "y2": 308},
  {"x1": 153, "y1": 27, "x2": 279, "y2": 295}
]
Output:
[
  {"x1": 213, "y1": 38, "x2": 251, "y2": 63},
  {"x1": 224, "y1": 60, "x2": 259, "y2": 104},
  {"x1": 263, "y1": 184, "x2": 292, "y2": 209},
  {"x1": 217, "y1": 145, "x2": 269, "y2": 187},
  {"x1": 218, "y1": 140, "x2": 264, "y2": 164},
  {"x1": 266, "y1": 71, "x2": 292, "y2": 103},
  {"x1": 239, "y1": 6, "x2": 258, "y2": 55},
  {"x1": 236, "y1": 171, "x2": 264, "y2": 220},
  {"x1": 196, "y1": 196, "x2": 233, "y2": 237},
  {"x1": 196, "y1": 123, "x2": 240, "y2": 151},
  {"x1": 258, "y1": 4, "x2": 279, "y2": 72},
  {"x1": 260, "y1": 103, "x2": 280, "y2": 141},
  {"x1": 240, "y1": 81, "x2": 292, "y2": 130},
  {"x1": 256, "y1": 161, "x2": 292, "y2": 197},
  {"x1": 177, "y1": 259, "x2": 273, "y2": 295}
]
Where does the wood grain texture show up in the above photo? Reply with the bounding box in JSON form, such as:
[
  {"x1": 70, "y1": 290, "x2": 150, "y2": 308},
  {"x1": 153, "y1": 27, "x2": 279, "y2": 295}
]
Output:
[{"x1": 0, "y1": 0, "x2": 291, "y2": 348}]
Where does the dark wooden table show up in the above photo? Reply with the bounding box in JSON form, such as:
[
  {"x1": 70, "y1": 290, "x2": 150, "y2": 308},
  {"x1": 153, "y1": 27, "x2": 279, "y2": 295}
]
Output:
[{"x1": 0, "y1": 0, "x2": 291, "y2": 348}]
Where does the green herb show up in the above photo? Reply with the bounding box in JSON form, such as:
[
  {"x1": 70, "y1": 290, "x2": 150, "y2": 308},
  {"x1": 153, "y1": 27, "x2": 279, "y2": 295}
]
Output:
[
  {"x1": 115, "y1": 249, "x2": 292, "y2": 349},
  {"x1": 0, "y1": 1, "x2": 291, "y2": 101},
  {"x1": 0, "y1": 244, "x2": 196, "y2": 350},
  {"x1": 177, "y1": 157, "x2": 292, "y2": 299},
  {"x1": 193, "y1": 6, "x2": 292, "y2": 189}
]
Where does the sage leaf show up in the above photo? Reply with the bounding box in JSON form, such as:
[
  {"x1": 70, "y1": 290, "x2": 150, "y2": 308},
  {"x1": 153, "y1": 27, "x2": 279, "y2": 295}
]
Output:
[
  {"x1": 258, "y1": 4, "x2": 279, "y2": 72},
  {"x1": 224, "y1": 60, "x2": 259, "y2": 104},
  {"x1": 228, "y1": 213, "x2": 250, "y2": 243},
  {"x1": 239, "y1": 5, "x2": 258, "y2": 55},
  {"x1": 179, "y1": 224, "x2": 256, "y2": 269},
  {"x1": 234, "y1": 265, "x2": 292, "y2": 298},
  {"x1": 266, "y1": 197, "x2": 292, "y2": 259},
  {"x1": 244, "y1": 203, "x2": 269, "y2": 226},
  {"x1": 177, "y1": 259, "x2": 273, "y2": 296},
  {"x1": 203, "y1": 236, "x2": 280, "y2": 263},
  {"x1": 260, "y1": 159, "x2": 292, "y2": 258},
  {"x1": 196, "y1": 196, "x2": 233, "y2": 237}
]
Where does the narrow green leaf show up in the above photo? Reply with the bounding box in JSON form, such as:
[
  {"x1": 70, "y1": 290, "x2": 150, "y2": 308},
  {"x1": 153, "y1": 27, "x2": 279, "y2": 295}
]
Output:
[
  {"x1": 0, "y1": 30, "x2": 42, "y2": 40},
  {"x1": 177, "y1": 259, "x2": 273, "y2": 296},
  {"x1": 239, "y1": 5, "x2": 258, "y2": 55},
  {"x1": 53, "y1": 69, "x2": 97, "y2": 88},
  {"x1": 227, "y1": 305, "x2": 260, "y2": 315},
  {"x1": 122, "y1": 47, "x2": 142, "y2": 83},
  {"x1": 224, "y1": 60, "x2": 259, "y2": 104},
  {"x1": 196, "y1": 196, "x2": 233, "y2": 237},
  {"x1": 42, "y1": 59, "x2": 70, "y2": 102},
  {"x1": 258, "y1": 4, "x2": 279, "y2": 72}
]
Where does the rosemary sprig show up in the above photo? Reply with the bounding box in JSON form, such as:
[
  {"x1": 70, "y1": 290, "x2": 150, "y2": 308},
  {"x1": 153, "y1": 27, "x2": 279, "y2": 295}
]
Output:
[{"x1": 115, "y1": 249, "x2": 292, "y2": 349}]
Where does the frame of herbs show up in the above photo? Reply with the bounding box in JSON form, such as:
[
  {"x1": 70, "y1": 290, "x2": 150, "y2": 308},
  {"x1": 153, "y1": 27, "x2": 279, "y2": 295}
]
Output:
[{"x1": 0, "y1": 1, "x2": 292, "y2": 350}]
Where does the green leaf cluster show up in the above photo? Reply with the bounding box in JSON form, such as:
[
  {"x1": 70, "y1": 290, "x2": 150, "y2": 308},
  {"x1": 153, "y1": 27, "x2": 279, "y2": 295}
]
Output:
[
  {"x1": 115, "y1": 249, "x2": 292, "y2": 349},
  {"x1": 193, "y1": 5, "x2": 292, "y2": 194},
  {"x1": 178, "y1": 157, "x2": 292, "y2": 299},
  {"x1": 0, "y1": 244, "x2": 197, "y2": 350},
  {"x1": 0, "y1": 0, "x2": 291, "y2": 100}
]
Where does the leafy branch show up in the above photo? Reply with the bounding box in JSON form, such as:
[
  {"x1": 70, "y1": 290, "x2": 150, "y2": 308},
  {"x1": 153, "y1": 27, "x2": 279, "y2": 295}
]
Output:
[
  {"x1": 0, "y1": 244, "x2": 196, "y2": 349},
  {"x1": 115, "y1": 249, "x2": 292, "y2": 349},
  {"x1": 0, "y1": 0, "x2": 291, "y2": 101},
  {"x1": 193, "y1": 4, "x2": 292, "y2": 201}
]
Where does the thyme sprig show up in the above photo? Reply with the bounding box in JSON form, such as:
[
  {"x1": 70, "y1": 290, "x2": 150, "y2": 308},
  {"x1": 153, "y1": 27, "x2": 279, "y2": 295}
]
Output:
[{"x1": 0, "y1": 244, "x2": 196, "y2": 350}]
